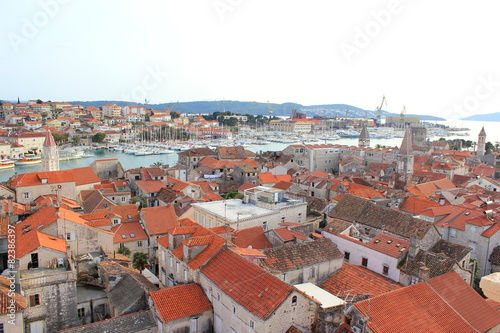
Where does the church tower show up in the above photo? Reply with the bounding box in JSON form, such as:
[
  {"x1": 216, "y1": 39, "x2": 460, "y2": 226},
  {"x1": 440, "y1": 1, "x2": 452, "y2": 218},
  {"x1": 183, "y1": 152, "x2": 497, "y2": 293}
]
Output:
[
  {"x1": 358, "y1": 126, "x2": 370, "y2": 148},
  {"x1": 42, "y1": 131, "x2": 59, "y2": 172},
  {"x1": 477, "y1": 127, "x2": 486, "y2": 158},
  {"x1": 397, "y1": 128, "x2": 414, "y2": 175}
]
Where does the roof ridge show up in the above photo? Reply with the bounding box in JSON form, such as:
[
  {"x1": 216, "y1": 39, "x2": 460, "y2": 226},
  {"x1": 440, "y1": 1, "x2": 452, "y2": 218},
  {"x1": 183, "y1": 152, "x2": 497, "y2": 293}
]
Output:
[{"x1": 425, "y1": 281, "x2": 481, "y2": 333}]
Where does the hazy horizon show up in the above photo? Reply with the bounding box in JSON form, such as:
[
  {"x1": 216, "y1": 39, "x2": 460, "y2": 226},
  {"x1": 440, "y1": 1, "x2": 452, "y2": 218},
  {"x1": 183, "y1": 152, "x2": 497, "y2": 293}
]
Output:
[{"x1": 2, "y1": 1, "x2": 500, "y2": 118}]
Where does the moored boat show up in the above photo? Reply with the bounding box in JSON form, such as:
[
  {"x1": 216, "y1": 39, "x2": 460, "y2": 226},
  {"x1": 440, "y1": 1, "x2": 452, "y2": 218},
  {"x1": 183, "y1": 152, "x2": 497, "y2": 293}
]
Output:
[
  {"x1": 0, "y1": 160, "x2": 15, "y2": 169},
  {"x1": 15, "y1": 155, "x2": 42, "y2": 165}
]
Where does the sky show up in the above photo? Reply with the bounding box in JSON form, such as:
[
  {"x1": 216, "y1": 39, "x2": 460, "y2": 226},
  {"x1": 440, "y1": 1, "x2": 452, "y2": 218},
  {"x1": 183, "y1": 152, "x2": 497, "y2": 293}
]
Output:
[{"x1": 1, "y1": 0, "x2": 500, "y2": 118}]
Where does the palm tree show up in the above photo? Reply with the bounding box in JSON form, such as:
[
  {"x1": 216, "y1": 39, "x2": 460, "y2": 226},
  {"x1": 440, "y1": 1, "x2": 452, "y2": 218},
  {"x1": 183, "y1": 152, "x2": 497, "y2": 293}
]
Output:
[
  {"x1": 151, "y1": 161, "x2": 164, "y2": 167},
  {"x1": 117, "y1": 246, "x2": 131, "y2": 257},
  {"x1": 132, "y1": 252, "x2": 149, "y2": 274}
]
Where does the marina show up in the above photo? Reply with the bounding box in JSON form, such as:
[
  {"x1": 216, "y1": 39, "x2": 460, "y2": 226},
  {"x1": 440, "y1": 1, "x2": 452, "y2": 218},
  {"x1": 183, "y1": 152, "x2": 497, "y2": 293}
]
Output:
[{"x1": 0, "y1": 119, "x2": 494, "y2": 183}]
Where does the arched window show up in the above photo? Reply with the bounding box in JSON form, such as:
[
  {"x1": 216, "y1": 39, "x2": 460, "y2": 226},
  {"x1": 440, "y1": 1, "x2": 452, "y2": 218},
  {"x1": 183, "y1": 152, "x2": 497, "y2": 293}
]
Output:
[{"x1": 291, "y1": 296, "x2": 297, "y2": 306}]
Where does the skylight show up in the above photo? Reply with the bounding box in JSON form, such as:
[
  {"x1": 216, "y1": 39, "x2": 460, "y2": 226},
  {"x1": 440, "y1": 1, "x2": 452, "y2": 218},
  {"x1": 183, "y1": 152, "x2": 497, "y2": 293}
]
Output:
[
  {"x1": 121, "y1": 234, "x2": 127, "y2": 239},
  {"x1": 130, "y1": 233, "x2": 135, "y2": 238}
]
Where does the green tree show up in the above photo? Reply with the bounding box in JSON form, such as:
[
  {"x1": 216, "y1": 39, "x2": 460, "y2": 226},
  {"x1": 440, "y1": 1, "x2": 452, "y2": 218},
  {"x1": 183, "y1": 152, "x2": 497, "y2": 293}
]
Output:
[
  {"x1": 131, "y1": 196, "x2": 146, "y2": 209},
  {"x1": 91, "y1": 132, "x2": 106, "y2": 143},
  {"x1": 36, "y1": 99, "x2": 43, "y2": 104},
  {"x1": 53, "y1": 133, "x2": 69, "y2": 144},
  {"x1": 132, "y1": 252, "x2": 149, "y2": 274},
  {"x1": 151, "y1": 161, "x2": 164, "y2": 167},
  {"x1": 171, "y1": 111, "x2": 180, "y2": 119},
  {"x1": 71, "y1": 136, "x2": 80, "y2": 145},
  {"x1": 486, "y1": 141, "x2": 495, "y2": 154},
  {"x1": 117, "y1": 246, "x2": 131, "y2": 257}
]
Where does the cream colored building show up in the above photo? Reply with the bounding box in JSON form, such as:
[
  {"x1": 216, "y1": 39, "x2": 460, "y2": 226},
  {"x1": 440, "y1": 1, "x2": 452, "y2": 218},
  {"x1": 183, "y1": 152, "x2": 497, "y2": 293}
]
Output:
[{"x1": 192, "y1": 187, "x2": 307, "y2": 231}]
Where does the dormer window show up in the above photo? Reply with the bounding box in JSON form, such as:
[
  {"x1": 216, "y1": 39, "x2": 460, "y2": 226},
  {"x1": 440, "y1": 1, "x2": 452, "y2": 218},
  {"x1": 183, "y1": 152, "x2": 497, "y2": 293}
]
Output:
[{"x1": 41, "y1": 178, "x2": 47, "y2": 184}]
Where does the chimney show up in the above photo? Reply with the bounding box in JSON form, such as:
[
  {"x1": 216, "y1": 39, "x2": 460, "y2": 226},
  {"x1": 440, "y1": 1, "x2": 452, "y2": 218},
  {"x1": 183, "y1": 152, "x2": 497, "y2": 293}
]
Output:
[
  {"x1": 7, "y1": 196, "x2": 13, "y2": 215},
  {"x1": 439, "y1": 198, "x2": 445, "y2": 206},
  {"x1": 57, "y1": 189, "x2": 62, "y2": 207},
  {"x1": 0, "y1": 196, "x2": 5, "y2": 216}
]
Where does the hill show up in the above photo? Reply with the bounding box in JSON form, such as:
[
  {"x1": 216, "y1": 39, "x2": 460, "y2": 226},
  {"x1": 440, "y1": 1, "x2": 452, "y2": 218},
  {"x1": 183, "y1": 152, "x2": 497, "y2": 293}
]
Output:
[
  {"x1": 461, "y1": 112, "x2": 500, "y2": 122},
  {"x1": 63, "y1": 100, "x2": 444, "y2": 120},
  {"x1": 3, "y1": 99, "x2": 444, "y2": 120}
]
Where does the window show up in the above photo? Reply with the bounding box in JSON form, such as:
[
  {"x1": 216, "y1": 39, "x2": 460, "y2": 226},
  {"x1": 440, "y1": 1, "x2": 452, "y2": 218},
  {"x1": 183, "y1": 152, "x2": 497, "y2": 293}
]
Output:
[
  {"x1": 450, "y1": 228, "x2": 457, "y2": 238},
  {"x1": 137, "y1": 240, "x2": 143, "y2": 247},
  {"x1": 111, "y1": 196, "x2": 115, "y2": 201},
  {"x1": 281, "y1": 273, "x2": 287, "y2": 281},
  {"x1": 23, "y1": 192, "x2": 29, "y2": 199},
  {"x1": 169, "y1": 256, "x2": 173, "y2": 267},
  {"x1": 383, "y1": 265, "x2": 389, "y2": 275},
  {"x1": 30, "y1": 253, "x2": 39, "y2": 269},
  {"x1": 362, "y1": 257, "x2": 368, "y2": 267},
  {"x1": 291, "y1": 296, "x2": 297, "y2": 306},
  {"x1": 232, "y1": 304, "x2": 237, "y2": 314},
  {"x1": 176, "y1": 262, "x2": 179, "y2": 273},
  {"x1": 344, "y1": 251, "x2": 350, "y2": 262},
  {"x1": 29, "y1": 294, "x2": 40, "y2": 307},
  {"x1": 77, "y1": 308, "x2": 85, "y2": 319},
  {"x1": 217, "y1": 292, "x2": 221, "y2": 301},
  {"x1": 121, "y1": 196, "x2": 126, "y2": 202},
  {"x1": 262, "y1": 221, "x2": 268, "y2": 231},
  {"x1": 184, "y1": 268, "x2": 188, "y2": 281},
  {"x1": 0, "y1": 323, "x2": 3, "y2": 333},
  {"x1": 249, "y1": 319, "x2": 255, "y2": 329}
]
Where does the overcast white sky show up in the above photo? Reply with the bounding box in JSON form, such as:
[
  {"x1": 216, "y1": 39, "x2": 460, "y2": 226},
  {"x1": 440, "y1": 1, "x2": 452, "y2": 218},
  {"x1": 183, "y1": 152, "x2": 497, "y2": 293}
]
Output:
[{"x1": 1, "y1": 0, "x2": 500, "y2": 118}]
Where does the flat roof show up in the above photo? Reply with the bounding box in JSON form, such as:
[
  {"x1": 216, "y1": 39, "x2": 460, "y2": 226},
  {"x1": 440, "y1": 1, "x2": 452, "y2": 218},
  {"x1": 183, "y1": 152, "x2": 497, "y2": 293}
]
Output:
[
  {"x1": 192, "y1": 199, "x2": 274, "y2": 223},
  {"x1": 294, "y1": 283, "x2": 345, "y2": 309}
]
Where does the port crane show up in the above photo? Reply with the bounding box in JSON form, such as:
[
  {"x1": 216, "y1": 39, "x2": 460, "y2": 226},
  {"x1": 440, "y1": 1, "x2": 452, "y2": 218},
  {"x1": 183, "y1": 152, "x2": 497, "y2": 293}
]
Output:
[{"x1": 375, "y1": 96, "x2": 387, "y2": 126}]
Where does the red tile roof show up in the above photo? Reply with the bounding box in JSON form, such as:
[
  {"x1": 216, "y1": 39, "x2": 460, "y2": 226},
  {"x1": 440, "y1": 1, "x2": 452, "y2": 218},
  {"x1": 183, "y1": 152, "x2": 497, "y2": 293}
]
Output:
[
  {"x1": 141, "y1": 205, "x2": 179, "y2": 235},
  {"x1": 232, "y1": 226, "x2": 272, "y2": 250},
  {"x1": 111, "y1": 222, "x2": 148, "y2": 243},
  {"x1": 364, "y1": 233, "x2": 410, "y2": 258},
  {"x1": 8, "y1": 167, "x2": 100, "y2": 187},
  {"x1": 0, "y1": 276, "x2": 26, "y2": 314},
  {"x1": 136, "y1": 180, "x2": 165, "y2": 194},
  {"x1": 201, "y1": 249, "x2": 293, "y2": 319},
  {"x1": 150, "y1": 284, "x2": 212, "y2": 323},
  {"x1": 320, "y1": 263, "x2": 402, "y2": 298},
  {"x1": 354, "y1": 271, "x2": 500, "y2": 332},
  {"x1": 14, "y1": 228, "x2": 67, "y2": 259},
  {"x1": 400, "y1": 196, "x2": 442, "y2": 215},
  {"x1": 273, "y1": 227, "x2": 307, "y2": 242}
]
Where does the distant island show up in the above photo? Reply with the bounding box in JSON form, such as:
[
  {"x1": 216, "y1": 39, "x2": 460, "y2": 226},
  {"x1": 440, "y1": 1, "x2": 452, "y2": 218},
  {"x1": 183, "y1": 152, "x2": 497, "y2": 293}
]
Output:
[
  {"x1": 58, "y1": 100, "x2": 446, "y2": 121},
  {"x1": 461, "y1": 112, "x2": 500, "y2": 122}
]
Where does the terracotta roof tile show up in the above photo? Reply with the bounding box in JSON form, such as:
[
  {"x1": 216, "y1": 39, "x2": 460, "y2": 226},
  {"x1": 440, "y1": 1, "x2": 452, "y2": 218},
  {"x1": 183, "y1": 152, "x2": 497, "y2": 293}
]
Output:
[
  {"x1": 0, "y1": 276, "x2": 26, "y2": 314},
  {"x1": 136, "y1": 180, "x2": 165, "y2": 194},
  {"x1": 201, "y1": 249, "x2": 293, "y2": 319},
  {"x1": 111, "y1": 222, "x2": 148, "y2": 243},
  {"x1": 355, "y1": 275, "x2": 471, "y2": 332},
  {"x1": 150, "y1": 284, "x2": 212, "y2": 323},
  {"x1": 261, "y1": 238, "x2": 342, "y2": 272},
  {"x1": 273, "y1": 227, "x2": 308, "y2": 242},
  {"x1": 320, "y1": 263, "x2": 402, "y2": 299},
  {"x1": 141, "y1": 205, "x2": 179, "y2": 235},
  {"x1": 232, "y1": 226, "x2": 272, "y2": 250}
]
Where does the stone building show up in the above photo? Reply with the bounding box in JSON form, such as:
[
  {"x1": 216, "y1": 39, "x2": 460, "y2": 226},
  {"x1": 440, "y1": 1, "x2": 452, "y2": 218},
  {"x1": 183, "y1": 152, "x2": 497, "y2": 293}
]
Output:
[
  {"x1": 260, "y1": 238, "x2": 343, "y2": 285},
  {"x1": 149, "y1": 283, "x2": 213, "y2": 333},
  {"x1": 199, "y1": 249, "x2": 320, "y2": 333}
]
